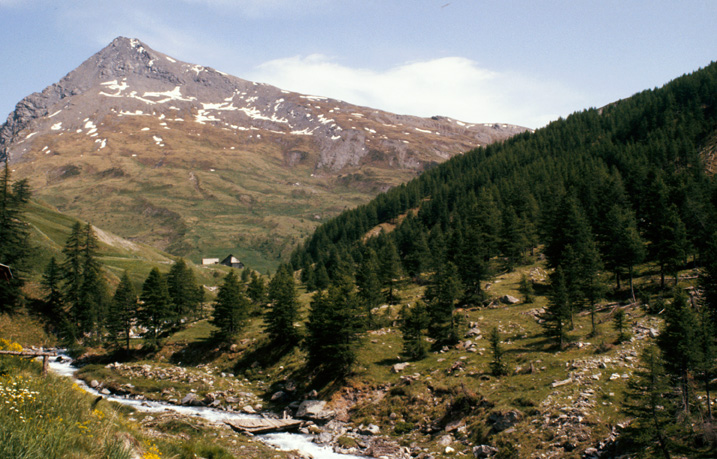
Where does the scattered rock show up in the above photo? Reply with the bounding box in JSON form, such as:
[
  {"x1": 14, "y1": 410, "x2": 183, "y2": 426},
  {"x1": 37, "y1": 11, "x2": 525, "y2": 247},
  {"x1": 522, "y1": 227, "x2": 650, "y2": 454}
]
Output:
[
  {"x1": 297, "y1": 400, "x2": 334, "y2": 421},
  {"x1": 501, "y1": 295, "x2": 520, "y2": 304},
  {"x1": 392, "y1": 362, "x2": 410, "y2": 373},
  {"x1": 271, "y1": 391, "x2": 286, "y2": 401},
  {"x1": 90, "y1": 380, "x2": 100, "y2": 388},
  {"x1": 551, "y1": 378, "x2": 573, "y2": 388},
  {"x1": 487, "y1": 410, "x2": 523, "y2": 433},
  {"x1": 473, "y1": 444, "x2": 498, "y2": 458},
  {"x1": 181, "y1": 393, "x2": 201, "y2": 406}
]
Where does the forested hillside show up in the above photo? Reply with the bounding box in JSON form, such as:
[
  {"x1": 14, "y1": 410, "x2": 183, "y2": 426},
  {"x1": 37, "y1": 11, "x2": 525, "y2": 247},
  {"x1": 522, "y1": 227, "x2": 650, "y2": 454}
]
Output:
[
  {"x1": 284, "y1": 61, "x2": 717, "y2": 457},
  {"x1": 291, "y1": 61, "x2": 717, "y2": 297}
]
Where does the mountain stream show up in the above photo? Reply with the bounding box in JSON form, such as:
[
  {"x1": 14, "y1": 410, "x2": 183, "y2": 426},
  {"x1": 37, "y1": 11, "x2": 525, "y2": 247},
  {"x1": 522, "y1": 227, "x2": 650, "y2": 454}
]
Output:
[{"x1": 47, "y1": 354, "x2": 363, "y2": 459}]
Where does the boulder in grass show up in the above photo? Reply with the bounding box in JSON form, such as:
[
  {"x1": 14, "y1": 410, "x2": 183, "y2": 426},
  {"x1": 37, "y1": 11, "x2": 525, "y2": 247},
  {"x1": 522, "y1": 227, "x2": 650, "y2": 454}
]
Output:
[{"x1": 501, "y1": 295, "x2": 520, "y2": 304}]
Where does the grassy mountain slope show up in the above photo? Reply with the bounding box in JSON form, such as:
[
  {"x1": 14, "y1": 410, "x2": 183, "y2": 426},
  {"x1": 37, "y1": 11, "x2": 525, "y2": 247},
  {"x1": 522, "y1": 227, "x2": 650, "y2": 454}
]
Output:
[{"x1": 19, "y1": 198, "x2": 224, "y2": 294}]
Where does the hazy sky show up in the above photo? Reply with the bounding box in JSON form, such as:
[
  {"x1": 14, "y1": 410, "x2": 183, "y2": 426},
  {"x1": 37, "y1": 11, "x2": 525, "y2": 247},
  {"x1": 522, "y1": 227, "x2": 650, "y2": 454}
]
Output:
[{"x1": 0, "y1": 0, "x2": 715, "y2": 128}]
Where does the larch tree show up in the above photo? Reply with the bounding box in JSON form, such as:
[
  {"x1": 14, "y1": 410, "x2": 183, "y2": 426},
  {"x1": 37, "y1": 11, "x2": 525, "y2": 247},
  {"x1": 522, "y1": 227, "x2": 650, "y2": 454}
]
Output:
[
  {"x1": 211, "y1": 270, "x2": 250, "y2": 343},
  {"x1": 266, "y1": 265, "x2": 300, "y2": 346},
  {"x1": 108, "y1": 271, "x2": 138, "y2": 352},
  {"x1": 139, "y1": 267, "x2": 172, "y2": 348}
]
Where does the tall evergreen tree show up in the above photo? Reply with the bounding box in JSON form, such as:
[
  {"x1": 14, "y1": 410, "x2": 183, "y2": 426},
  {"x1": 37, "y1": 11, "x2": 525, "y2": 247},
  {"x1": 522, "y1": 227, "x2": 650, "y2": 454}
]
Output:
[
  {"x1": 77, "y1": 223, "x2": 108, "y2": 341},
  {"x1": 355, "y1": 248, "x2": 384, "y2": 328},
  {"x1": 0, "y1": 161, "x2": 30, "y2": 311},
  {"x1": 139, "y1": 268, "x2": 171, "y2": 347},
  {"x1": 266, "y1": 265, "x2": 300, "y2": 345},
  {"x1": 658, "y1": 290, "x2": 701, "y2": 415},
  {"x1": 425, "y1": 261, "x2": 463, "y2": 345},
  {"x1": 489, "y1": 326, "x2": 508, "y2": 376},
  {"x1": 211, "y1": 271, "x2": 249, "y2": 342},
  {"x1": 247, "y1": 271, "x2": 267, "y2": 306},
  {"x1": 167, "y1": 259, "x2": 201, "y2": 324},
  {"x1": 602, "y1": 205, "x2": 646, "y2": 298},
  {"x1": 108, "y1": 271, "x2": 138, "y2": 352},
  {"x1": 61, "y1": 221, "x2": 84, "y2": 335},
  {"x1": 399, "y1": 301, "x2": 429, "y2": 360},
  {"x1": 305, "y1": 275, "x2": 363, "y2": 376},
  {"x1": 541, "y1": 267, "x2": 571, "y2": 349},
  {"x1": 379, "y1": 238, "x2": 402, "y2": 304},
  {"x1": 622, "y1": 346, "x2": 678, "y2": 459},
  {"x1": 41, "y1": 257, "x2": 64, "y2": 320}
]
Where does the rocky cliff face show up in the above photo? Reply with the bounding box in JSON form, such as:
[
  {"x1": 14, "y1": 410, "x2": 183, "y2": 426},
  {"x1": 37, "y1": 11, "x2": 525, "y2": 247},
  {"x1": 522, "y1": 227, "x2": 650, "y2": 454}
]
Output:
[{"x1": 0, "y1": 37, "x2": 525, "y2": 169}]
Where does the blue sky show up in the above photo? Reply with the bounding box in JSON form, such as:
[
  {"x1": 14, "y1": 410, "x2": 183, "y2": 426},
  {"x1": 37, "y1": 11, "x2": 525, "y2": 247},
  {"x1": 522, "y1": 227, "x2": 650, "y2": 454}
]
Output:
[{"x1": 0, "y1": 0, "x2": 715, "y2": 128}]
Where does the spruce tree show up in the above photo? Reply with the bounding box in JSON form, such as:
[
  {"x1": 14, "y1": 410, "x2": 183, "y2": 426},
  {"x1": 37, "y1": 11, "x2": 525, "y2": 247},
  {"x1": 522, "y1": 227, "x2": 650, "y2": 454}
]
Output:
[
  {"x1": 167, "y1": 259, "x2": 201, "y2": 324},
  {"x1": 399, "y1": 301, "x2": 429, "y2": 360},
  {"x1": 305, "y1": 274, "x2": 362, "y2": 376},
  {"x1": 139, "y1": 268, "x2": 171, "y2": 348},
  {"x1": 518, "y1": 274, "x2": 534, "y2": 304},
  {"x1": 489, "y1": 326, "x2": 508, "y2": 376},
  {"x1": 0, "y1": 161, "x2": 30, "y2": 311},
  {"x1": 266, "y1": 265, "x2": 300, "y2": 346},
  {"x1": 247, "y1": 271, "x2": 267, "y2": 306},
  {"x1": 41, "y1": 257, "x2": 64, "y2": 320},
  {"x1": 108, "y1": 271, "x2": 138, "y2": 352},
  {"x1": 355, "y1": 248, "x2": 383, "y2": 328},
  {"x1": 211, "y1": 271, "x2": 249, "y2": 342},
  {"x1": 622, "y1": 346, "x2": 677, "y2": 459},
  {"x1": 61, "y1": 222, "x2": 84, "y2": 335},
  {"x1": 425, "y1": 261, "x2": 463, "y2": 345},
  {"x1": 613, "y1": 309, "x2": 629, "y2": 343},
  {"x1": 603, "y1": 205, "x2": 646, "y2": 298},
  {"x1": 658, "y1": 290, "x2": 701, "y2": 415},
  {"x1": 78, "y1": 223, "x2": 108, "y2": 341},
  {"x1": 379, "y1": 238, "x2": 402, "y2": 304},
  {"x1": 541, "y1": 267, "x2": 571, "y2": 349}
]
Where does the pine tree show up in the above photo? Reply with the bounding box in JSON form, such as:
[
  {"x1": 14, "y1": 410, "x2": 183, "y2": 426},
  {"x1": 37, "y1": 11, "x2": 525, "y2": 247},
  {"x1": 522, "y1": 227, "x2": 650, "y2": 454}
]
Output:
[
  {"x1": 379, "y1": 238, "x2": 402, "y2": 304},
  {"x1": 266, "y1": 265, "x2": 300, "y2": 346},
  {"x1": 41, "y1": 257, "x2": 64, "y2": 321},
  {"x1": 305, "y1": 275, "x2": 363, "y2": 376},
  {"x1": 541, "y1": 267, "x2": 571, "y2": 349},
  {"x1": 489, "y1": 327, "x2": 508, "y2": 376},
  {"x1": 61, "y1": 222, "x2": 84, "y2": 336},
  {"x1": 247, "y1": 271, "x2": 267, "y2": 306},
  {"x1": 0, "y1": 161, "x2": 30, "y2": 311},
  {"x1": 602, "y1": 205, "x2": 646, "y2": 298},
  {"x1": 77, "y1": 223, "x2": 108, "y2": 341},
  {"x1": 613, "y1": 309, "x2": 629, "y2": 343},
  {"x1": 139, "y1": 268, "x2": 171, "y2": 348},
  {"x1": 167, "y1": 259, "x2": 201, "y2": 324},
  {"x1": 658, "y1": 290, "x2": 701, "y2": 415},
  {"x1": 519, "y1": 274, "x2": 534, "y2": 304},
  {"x1": 500, "y1": 205, "x2": 527, "y2": 271},
  {"x1": 211, "y1": 271, "x2": 249, "y2": 342},
  {"x1": 108, "y1": 271, "x2": 138, "y2": 352},
  {"x1": 399, "y1": 301, "x2": 429, "y2": 360},
  {"x1": 355, "y1": 248, "x2": 384, "y2": 328},
  {"x1": 622, "y1": 346, "x2": 678, "y2": 459},
  {"x1": 426, "y1": 261, "x2": 463, "y2": 345}
]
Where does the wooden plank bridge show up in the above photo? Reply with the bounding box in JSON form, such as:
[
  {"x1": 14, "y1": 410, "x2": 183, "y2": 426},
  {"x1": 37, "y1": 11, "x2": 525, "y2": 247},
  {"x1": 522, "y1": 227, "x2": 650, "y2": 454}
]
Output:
[
  {"x1": 225, "y1": 417, "x2": 303, "y2": 434},
  {"x1": 0, "y1": 350, "x2": 58, "y2": 376}
]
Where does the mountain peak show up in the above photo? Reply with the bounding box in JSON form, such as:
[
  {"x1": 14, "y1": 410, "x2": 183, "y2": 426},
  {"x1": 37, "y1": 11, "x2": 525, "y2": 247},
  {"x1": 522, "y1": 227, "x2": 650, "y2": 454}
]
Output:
[{"x1": 1, "y1": 37, "x2": 525, "y2": 166}]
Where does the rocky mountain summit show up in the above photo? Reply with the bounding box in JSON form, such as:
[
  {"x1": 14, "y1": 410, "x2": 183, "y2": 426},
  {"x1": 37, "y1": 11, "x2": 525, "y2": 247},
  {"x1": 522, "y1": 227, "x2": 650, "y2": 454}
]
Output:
[
  {"x1": 0, "y1": 37, "x2": 526, "y2": 266},
  {"x1": 0, "y1": 37, "x2": 524, "y2": 169}
]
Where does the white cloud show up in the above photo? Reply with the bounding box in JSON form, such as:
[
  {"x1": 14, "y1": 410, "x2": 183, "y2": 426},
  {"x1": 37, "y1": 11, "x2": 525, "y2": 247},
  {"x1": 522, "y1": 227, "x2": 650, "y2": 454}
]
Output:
[{"x1": 249, "y1": 55, "x2": 588, "y2": 128}]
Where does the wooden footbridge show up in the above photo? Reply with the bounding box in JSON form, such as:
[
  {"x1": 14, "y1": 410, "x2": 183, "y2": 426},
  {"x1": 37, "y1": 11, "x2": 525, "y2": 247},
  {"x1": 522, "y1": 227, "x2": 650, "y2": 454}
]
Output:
[
  {"x1": 0, "y1": 350, "x2": 58, "y2": 376},
  {"x1": 225, "y1": 417, "x2": 303, "y2": 434}
]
